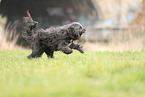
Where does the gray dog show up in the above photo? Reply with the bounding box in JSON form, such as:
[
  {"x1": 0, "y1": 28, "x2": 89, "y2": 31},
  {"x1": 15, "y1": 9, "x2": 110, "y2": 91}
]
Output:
[{"x1": 23, "y1": 11, "x2": 86, "y2": 59}]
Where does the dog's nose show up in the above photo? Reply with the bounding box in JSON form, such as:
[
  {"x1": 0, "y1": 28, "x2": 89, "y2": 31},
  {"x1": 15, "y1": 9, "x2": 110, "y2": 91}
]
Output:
[
  {"x1": 82, "y1": 29, "x2": 86, "y2": 33},
  {"x1": 79, "y1": 29, "x2": 86, "y2": 36},
  {"x1": 34, "y1": 21, "x2": 38, "y2": 25}
]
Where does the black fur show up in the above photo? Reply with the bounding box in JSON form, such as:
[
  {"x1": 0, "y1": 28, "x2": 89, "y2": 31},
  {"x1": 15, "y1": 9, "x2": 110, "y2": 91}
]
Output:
[{"x1": 23, "y1": 11, "x2": 86, "y2": 59}]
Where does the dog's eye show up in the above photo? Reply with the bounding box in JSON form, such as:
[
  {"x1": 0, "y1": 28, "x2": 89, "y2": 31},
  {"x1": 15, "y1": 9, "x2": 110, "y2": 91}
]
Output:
[
  {"x1": 71, "y1": 28, "x2": 74, "y2": 30},
  {"x1": 74, "y1": 34, "x2": 79, "y2": 37}
]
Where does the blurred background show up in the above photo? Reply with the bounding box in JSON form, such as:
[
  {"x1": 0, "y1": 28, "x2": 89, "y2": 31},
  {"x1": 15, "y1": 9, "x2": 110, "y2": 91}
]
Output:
[{"x1": 0, "y1": 0, "x2": 145, "y2": 51}]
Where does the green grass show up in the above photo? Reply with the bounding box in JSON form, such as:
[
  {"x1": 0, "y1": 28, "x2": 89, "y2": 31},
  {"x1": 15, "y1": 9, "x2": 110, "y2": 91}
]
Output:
[{"x1": 0, "y1": 49, "x2": 145, "y2": 97}]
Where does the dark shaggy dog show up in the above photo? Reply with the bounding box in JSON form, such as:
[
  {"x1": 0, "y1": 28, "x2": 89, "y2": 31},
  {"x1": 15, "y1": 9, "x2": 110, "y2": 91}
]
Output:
[{"x1": 23, "y1": 11, "x2": 86, "y2": 59}]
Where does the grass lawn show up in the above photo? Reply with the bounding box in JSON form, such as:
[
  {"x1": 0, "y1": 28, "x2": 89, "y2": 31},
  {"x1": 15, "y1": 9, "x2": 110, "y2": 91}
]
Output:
[{"x1": 0, "y1": 49, "x2": 145, "y2": 97}]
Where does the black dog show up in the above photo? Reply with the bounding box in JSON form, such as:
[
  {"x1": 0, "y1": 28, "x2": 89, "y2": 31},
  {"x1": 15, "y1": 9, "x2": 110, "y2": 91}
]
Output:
[{"x1": 23, "y1": 11, "x2": 86, "y2": 59}]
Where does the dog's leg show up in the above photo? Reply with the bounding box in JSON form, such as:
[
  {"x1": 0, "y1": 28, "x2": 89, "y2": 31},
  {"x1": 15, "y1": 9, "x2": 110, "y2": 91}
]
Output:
[
  {"x1": 57, "y1": 41, "x2": 73, "y2": 54},
  {"x1": 27, "y1": 42, "x2": 44, "y2": 59},
  {"x1": 45, "y1": 50, "x2": 54, "y2": 58},
  {"x1": 61, "y1": 47, "x2": 73, "y2": 54},
  {"x1": 69, "y1": 42, "x2": 84, "y2": 53},
  {"x1": 57, "y1": 46, "x2": 73, "y2": 54},
  {"x1": 27, "y1": 50, "x2": 44, "y2": 59}
]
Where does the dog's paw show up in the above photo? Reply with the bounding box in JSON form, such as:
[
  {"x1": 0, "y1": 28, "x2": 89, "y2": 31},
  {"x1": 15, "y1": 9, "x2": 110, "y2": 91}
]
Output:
[
  {"x1": 27, "y1": 55, "x2": 32, "y2": 59},
  {"x1": 79, "y1": 49, "x2": 84, "y2": 53},
  {"x1": 77, "y1": 45, "x2": 84, "y2": 53}
]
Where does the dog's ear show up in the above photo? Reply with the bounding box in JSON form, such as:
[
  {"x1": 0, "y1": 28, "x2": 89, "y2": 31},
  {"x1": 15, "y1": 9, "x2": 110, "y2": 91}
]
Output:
[
  {"x1": 23, "y1": 10, "x2": 33, "y2": 23},
  {"x1": 26, "y1": 10, "x2": 33, "y2": 21},
  {"x1": 23, "y1": 17, "x2": 30, "y2": 23}
]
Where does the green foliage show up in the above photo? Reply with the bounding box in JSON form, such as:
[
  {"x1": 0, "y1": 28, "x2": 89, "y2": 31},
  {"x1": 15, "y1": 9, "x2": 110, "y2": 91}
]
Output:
[{"x1": 0, "y1": 50, "x2": 145, "y2": 97}]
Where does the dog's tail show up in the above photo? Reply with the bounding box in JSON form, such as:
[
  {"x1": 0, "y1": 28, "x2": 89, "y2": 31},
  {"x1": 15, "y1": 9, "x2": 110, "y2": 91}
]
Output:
[{"x1": 23, "y1": 10, "x2": 38, "y2": 41}]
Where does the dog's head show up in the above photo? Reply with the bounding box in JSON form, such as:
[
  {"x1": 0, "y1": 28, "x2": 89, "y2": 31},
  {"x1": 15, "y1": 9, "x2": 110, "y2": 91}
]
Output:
[
  {"x1": 67, "y1": 22, "x2": 86, "y2": 40},
  {"x1": 23, "y1": 10, "x2": 38, "y2": 30}
]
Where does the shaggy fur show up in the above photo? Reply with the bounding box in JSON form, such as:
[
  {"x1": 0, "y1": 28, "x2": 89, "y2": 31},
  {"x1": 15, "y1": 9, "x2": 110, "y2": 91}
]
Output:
[{"x1": 23, "y1": 11, "x2": 86, "y2": 59}]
